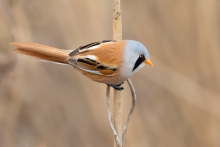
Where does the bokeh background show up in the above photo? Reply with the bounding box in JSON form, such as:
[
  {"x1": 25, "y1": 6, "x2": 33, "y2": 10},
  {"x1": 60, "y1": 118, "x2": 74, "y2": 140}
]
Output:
[{"x1": 0, "y1": 0, "x2": 220, "y2": 147}]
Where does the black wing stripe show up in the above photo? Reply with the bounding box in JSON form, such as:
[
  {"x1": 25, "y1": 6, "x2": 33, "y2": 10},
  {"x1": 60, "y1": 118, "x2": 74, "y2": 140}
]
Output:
[
  {"x1": 85, "y1": 58, "x2": 100, "y2": 64},
  {"x1": 69, "y1": 40, "x2": 116, "y2": 56},
  {"x1": 97, "y1": 65, "x2": 117, "y2": 71},
  {"x1": 78, "y1": 58, "x2": 97, "y2": 66},
  {"x1": 79, "y1": 42, "x2": 100, "y2": 50},
  {"x1": 102, "y1": 40, "x2": 116, "y2": 43},
  {"x1": 97, "y1": 65, "x2": 107, "y2": 69}
]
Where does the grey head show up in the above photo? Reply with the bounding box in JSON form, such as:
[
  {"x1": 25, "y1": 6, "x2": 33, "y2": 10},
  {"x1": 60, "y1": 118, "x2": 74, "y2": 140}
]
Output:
[{"x1": 124, "y1": 40, "x2": 152, "y2": 70}]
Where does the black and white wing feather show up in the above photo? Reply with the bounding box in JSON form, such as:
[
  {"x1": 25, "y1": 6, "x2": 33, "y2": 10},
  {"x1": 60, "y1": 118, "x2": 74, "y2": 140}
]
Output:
[
  {"x1": 69, "y1": 40, "x2": 116, "y2": 56},
  {"x1": 68, "y1": 40, "x2": 117, "y2": 76},
  {"x1": 68, "y1": 55, "x2": 117, "y2": 76}
]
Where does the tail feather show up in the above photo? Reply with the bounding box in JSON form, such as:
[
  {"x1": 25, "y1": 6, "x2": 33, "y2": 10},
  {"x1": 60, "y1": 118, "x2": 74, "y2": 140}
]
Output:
[{"x1": 11, "y1": 42, "x2": 69, "y2": 64}]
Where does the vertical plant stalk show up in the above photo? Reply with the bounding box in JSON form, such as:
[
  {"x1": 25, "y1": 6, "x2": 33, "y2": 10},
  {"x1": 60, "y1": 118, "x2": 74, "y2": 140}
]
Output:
[
  {"x1": 113, "y1": 0, "x2": 122, "y2": 41},
  {"x1": 113, "y1": 0, "x2": 122, "y2": 147},
  {"x1": 106, "y1": 86, "x2": 122, "y2": 147},
  {"x1": 107, "y1": 0, "x2": 136, "y2": 146},
  {"x1": 106, "y1": 79, "x2": 136, "y2": 147},
  {"x1": 113, "y1": 89, "x2": 122, "y2": 147},
  {"x1": 122, "y1": 79, "x2": 136, "y2": 144}
]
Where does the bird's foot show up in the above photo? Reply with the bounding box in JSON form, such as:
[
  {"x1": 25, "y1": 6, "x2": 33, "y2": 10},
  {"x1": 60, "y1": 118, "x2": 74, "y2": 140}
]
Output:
[{"x1": 107, "y1": 82, "x2": 124, "y2": 90}]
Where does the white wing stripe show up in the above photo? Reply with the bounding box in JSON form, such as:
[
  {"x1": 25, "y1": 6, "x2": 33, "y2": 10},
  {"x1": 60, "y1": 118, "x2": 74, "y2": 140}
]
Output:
[
  {"x1": 85, "y1": 55, "x2": 97, "y2": 61},
  {"x1": 76, "y1": 64, "x2": 114, "y2": 76},
  {"x1": 68, "y1": 58, "x2": 114, "y2": 76}
]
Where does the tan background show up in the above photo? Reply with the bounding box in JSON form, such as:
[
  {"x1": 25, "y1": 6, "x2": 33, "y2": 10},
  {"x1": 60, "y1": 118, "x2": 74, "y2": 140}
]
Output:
[{"x1": 0, "y1": 0, "x2": 220, "y2": 147}]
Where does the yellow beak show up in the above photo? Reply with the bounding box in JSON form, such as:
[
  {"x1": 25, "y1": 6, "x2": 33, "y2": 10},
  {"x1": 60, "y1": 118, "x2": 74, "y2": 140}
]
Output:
[{"x1": 145, "y1": 59, "x2": 153, "y2": 66}]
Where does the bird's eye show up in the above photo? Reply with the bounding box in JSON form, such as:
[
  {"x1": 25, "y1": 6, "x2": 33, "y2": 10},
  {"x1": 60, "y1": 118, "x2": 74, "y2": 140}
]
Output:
[{"x1": 139, "y1": 54, "x2": 144, "y2": 58}]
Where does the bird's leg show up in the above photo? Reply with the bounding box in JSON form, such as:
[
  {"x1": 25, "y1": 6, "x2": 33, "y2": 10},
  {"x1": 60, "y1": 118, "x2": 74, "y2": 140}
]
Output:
[{"x1": 107, "y1": 82, "x2": 124, "y2": 90}]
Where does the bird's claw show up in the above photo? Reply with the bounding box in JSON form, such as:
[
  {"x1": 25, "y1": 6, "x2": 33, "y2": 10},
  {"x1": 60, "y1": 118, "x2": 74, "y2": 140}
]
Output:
[{"x1": 107, "y1": 82, "x2": 124, "y2": 90}]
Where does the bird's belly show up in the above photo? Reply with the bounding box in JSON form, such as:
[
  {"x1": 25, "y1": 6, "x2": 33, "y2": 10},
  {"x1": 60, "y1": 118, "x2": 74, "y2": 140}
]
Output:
[{"x1": 73, "y1": 66, "x2": 127, "y2": 84}]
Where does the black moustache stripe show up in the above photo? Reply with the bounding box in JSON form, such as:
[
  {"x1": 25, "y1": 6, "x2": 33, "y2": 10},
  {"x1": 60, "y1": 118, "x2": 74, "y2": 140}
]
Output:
[{"x1": 133, "y1": 56, "x2": 145, "y2": 71}]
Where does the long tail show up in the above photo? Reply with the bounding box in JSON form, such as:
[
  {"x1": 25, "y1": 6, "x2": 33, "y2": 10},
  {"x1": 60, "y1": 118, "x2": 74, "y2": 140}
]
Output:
[{"x1": 10, "y1": 42, "x2": 69, "y2": 64}]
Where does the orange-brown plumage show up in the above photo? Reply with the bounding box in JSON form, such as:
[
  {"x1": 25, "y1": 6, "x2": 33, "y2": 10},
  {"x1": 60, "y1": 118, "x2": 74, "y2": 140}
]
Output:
[
  {"x1": 70, "y1": 41, "x2": 127, "y2": 83},
  {"x1": 11, "y1": 40, "x2": 152, "y2": 87},
  {"x1": 74, "y1": 41, "x2": 126, "y2": 68},
  {"x1": 11, "y1": 42, "x2": 69, "y2": 64}
]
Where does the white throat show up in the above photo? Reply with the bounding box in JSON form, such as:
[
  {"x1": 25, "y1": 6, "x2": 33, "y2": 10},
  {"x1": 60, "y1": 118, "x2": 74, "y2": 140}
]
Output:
[{"x1": 119, "y1": 40, "x2": 146, "y2": 80}]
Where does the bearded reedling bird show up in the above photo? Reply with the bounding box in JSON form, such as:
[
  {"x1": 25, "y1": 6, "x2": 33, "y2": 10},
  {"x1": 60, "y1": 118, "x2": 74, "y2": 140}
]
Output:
[{"x1": 10, "y1": 40, "x2": 153, "y2": 90}]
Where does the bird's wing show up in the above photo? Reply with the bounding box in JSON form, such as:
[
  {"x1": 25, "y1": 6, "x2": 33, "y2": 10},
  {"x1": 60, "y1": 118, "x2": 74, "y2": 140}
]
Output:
[
  {"x1": 69, "y1": 40, "x2": 116, "y2": 56},
  {"x1": 68, "y1": 55, "x2": 117, "y2": 76}
]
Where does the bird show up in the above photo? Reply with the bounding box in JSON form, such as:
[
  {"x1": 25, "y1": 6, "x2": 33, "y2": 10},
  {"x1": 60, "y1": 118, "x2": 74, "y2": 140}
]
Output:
[{"x1": 10, "y1": 40, "x2": 153, "y2": 90}]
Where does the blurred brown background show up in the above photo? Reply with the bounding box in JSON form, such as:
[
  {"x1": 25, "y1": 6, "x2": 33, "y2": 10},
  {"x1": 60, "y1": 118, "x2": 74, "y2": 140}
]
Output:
[{"x1": 0, "y1": 0, "x2": 220, "y2": 147}]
